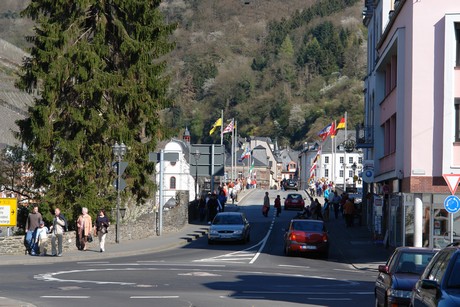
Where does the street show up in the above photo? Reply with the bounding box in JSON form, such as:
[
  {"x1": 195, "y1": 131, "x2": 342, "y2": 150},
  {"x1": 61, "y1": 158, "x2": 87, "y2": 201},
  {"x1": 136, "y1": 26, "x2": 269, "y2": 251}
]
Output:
[{"x1": 0, "y1": 189, "x2": 382, "y2": 307}]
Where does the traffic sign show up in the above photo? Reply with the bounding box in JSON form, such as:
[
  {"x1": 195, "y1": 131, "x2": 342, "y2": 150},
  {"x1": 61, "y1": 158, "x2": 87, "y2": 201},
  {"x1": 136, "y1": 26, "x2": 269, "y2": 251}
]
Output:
[
  {"x1": 442, "y1": 174, "x2": 460, "y2": 195},
  {"x1": 444, "y1": 195, "x2": 460, "y2": 214},
  {"x1": 0, "y1": 198, "x2": 17, "y2": 227}
]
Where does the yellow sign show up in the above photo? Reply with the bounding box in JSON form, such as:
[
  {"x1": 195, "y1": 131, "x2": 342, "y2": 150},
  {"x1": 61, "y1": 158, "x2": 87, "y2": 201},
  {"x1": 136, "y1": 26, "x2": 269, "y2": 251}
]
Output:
[{"x1": 0, "y1": 198, "x2": 17, "y2": 227}]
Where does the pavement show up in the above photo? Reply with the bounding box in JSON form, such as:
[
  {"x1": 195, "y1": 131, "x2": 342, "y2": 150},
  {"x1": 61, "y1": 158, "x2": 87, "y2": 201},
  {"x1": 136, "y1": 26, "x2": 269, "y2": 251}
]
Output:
[{"x1": 0, "y1": 188, "x2": 395, "y2": 306}]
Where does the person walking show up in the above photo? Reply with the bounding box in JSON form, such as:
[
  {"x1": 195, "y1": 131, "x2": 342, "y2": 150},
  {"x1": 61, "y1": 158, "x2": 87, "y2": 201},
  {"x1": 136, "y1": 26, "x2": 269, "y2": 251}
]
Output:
[
  {"x1": 25, "y1": 205, "x2": 43, "y2": 254},
  {"x1": 343, "y1": 198, "x2": 355, "y2": 227},
  {"x1": 94, "y1": 209, "x2": 109, "y2": 253},
  {"x1": 262, "y1": 192, "x2": 270, "y2": 217},
  {"x1": 207, "y1": 193, "x2": 219, "y2": 223},
  {"x1": 50, "y1": 208, "x2": 66, "y2": 257},
  {"x1": 34, "y1": 220, "x2": 49, "y2": 256},
  {"x1": 77, "y1": 207, "x2": 93, "y2": 251},
  {"x1": 274, "y1": 195, "x2": 281, "y2": 217},
  {"x1": 332, "y1": 191, "x2": 341, "y2": 219},
  {"x1": 218, "y1": 189, "x2": 227, "y2": 212}
]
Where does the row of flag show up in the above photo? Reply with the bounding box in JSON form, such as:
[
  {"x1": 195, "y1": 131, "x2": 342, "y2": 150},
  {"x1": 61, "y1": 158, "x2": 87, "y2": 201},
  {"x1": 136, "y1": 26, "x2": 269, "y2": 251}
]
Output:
[
  {"x1": 209, "y1": 118, "x2": 235, "y2": 136},
  {"x1": 317, "y1": 116, "x2": 346, "y2": 141},
  {"x1": 309, "y1": 146, "x2": 322, "y2": 182}
]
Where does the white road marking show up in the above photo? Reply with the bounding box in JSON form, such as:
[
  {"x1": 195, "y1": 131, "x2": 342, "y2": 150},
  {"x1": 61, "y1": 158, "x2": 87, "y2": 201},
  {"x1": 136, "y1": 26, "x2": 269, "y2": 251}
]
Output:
[
  {"x1": 41, "y1": 296, "x2": 90, "y2": 299},
  {"x1": 278, "y1": 264, "x2": 311, "y2": 269},
  {"x1": 333, "y1": 268, "x2": 366, "y2": 273},
  {"x1": 130, "y1": 296, "x2": 179, "y2": 299}
]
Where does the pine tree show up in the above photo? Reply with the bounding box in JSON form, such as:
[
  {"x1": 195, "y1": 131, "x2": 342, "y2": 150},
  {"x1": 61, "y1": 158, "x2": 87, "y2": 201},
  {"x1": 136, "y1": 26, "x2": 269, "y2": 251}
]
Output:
[{"x1": 16, "y1": 0, "x2": 176, "y2": 220}]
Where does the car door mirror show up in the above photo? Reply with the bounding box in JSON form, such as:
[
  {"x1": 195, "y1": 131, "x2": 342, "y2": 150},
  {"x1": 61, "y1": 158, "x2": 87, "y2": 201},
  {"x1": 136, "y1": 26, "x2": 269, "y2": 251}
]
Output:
[
  {"x1": 378, "y1": 265, "x2": 389, "y2": 273},
  {"x1": 420, "y1": 279, "x2": 439, "y2": 290}
]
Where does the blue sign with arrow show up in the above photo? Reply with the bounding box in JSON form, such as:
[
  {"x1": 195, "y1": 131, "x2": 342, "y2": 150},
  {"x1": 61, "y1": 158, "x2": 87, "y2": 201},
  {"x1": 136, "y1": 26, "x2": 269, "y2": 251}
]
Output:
[{"x1": 444, "y1": 195, "x2": 460, "y2": 214}]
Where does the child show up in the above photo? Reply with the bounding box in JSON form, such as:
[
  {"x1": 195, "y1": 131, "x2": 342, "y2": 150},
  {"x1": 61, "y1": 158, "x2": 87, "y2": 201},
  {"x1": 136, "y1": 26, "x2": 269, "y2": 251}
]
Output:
[{"x1": 34, "y1": 221, "x2": 49, "y2": 256}]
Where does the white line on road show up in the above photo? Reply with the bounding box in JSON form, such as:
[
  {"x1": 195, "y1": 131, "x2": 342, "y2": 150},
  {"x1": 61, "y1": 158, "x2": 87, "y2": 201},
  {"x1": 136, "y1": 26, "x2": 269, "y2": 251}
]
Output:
[
  {"x1": 130, "y1": 296, "x2": 179, "y2": 299},
  {"x1": 249, "y1": 212, "x2": 276, "y2": 264},
  {"x1": 41, "y1": 296, "x2": 90, "y2": 299},
  {"x1": 333, "y1": 268, "x2": 366, "y2": 273}
]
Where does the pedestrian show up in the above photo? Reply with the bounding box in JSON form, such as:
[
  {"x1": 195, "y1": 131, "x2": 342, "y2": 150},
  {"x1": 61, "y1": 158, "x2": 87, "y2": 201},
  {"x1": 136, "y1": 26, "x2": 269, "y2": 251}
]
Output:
[
  {"x1": 94, "y1": 209, "x2": 109, "y2": 253},
  {"x1": 77, "y1": 207, "x2": 93, "y2": 251},
  {"x1": 262, "y1": 192, "x2": 270, "y2": 217},
  {"x1": 207, "y1": 193, "x2": 219, "y2": 223},
  {"x1": 198, "y1": 194, "x2": 207, "y2": 222},
  {"x1": 34, "y1": 220, "x2": 49, "y2": 256},
  {"x1": 218, "y1": 189, "x2": 227, "y2": 212},
  {"x1": 343, "y1": 198, "x2": 355, "y2": 227},
  {"x1": 314, "y1": 198, "x2": 323, "y2": 220},
  {"x1": 24, "y1": 205, "x2": 43, "y2": 254},
  {"x1": 323, "y1": 199, "x2": 330, "y2": 221},
  {"x1": 274, "y1": 195, "x2": 281, "y2": 217},
  {"x1": 50, "y1": 208, "x2": 66, "y2": 257},
  {"x1": 332, "y1": 191, "x2": 341, "y2": 219}
]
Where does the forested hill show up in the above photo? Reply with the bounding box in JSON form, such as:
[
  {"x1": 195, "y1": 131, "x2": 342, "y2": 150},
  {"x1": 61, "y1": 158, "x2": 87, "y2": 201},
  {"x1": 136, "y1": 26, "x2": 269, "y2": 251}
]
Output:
[
  {"x1": 160, "y1": 0, "x2": 365, "y2": 149},
  {"x1": 0, "y1": 0, "x2": 366, "y2": 150}
]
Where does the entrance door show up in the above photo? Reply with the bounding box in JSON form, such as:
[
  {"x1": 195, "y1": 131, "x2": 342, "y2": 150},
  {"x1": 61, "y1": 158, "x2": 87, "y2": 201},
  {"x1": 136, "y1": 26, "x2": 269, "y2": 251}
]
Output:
[{"x1": 430, "y1": 203, "x2": 460, "y2": 248}]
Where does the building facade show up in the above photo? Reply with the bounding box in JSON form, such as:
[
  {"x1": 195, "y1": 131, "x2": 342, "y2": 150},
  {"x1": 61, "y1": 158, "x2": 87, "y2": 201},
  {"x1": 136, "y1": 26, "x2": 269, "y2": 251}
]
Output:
[{"x1": 361, "y1": 0, "x2": 460, "y2": 248}]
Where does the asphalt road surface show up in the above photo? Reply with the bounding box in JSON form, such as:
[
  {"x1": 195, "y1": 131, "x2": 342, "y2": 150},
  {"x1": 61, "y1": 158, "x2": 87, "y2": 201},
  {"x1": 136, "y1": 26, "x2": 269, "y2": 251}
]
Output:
[{"x1": 0, "y1": 190, "x2": 379, "y2": 307}]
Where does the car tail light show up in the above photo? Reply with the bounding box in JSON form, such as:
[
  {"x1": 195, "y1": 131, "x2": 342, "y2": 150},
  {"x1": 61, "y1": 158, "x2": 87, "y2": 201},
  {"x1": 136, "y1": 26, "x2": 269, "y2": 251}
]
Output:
[
  {"x1": 322, "y1": 233, "x2": 328, "y2": 242},
  {"x1": 289, "y1": 233, "x2": 297, "y2": 241}
]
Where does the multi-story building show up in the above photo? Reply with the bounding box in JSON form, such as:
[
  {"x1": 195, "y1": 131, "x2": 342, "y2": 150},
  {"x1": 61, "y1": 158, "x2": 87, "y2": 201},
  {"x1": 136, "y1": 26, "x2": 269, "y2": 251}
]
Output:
[{"x1": 361, "y1": 0, "x2": 460, "y2": 248}]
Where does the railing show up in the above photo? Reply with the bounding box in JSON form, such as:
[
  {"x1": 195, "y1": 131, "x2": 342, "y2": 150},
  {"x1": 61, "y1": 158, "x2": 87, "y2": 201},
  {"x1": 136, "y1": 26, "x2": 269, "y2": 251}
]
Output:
[{"x1": 355, "y1": 125, "x2": 374, "y2": 149}]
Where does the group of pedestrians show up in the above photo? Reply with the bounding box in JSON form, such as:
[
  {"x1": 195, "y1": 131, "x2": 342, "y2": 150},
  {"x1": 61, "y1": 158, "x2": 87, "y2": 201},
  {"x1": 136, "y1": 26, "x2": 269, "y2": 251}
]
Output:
[{"x1": 24, "y1": 205, "x2": 110, "y2": 256}]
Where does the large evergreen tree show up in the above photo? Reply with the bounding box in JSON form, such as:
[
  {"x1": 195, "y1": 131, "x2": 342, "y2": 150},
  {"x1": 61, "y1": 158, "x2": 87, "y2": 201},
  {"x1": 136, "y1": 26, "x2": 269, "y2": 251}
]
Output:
[{"x1": 16, "y1": 0, "x2": 176, "y2": 221}]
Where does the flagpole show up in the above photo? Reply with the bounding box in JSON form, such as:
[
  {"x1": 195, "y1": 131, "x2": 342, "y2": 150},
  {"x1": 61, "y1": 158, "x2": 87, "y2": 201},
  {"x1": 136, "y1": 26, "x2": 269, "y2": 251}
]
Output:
[
  {"x1": 231, "y1": 118, "x2": 234, "y2": 182},
  {"x1": 220, "y1": 110, "x2": 224, "y2": 145},
  {"x1": 234, "y1": 120, "x2": 237, "y2": 181},
  {"x1": 343, "y1": 111, "x2": 348, "y2": 193}
]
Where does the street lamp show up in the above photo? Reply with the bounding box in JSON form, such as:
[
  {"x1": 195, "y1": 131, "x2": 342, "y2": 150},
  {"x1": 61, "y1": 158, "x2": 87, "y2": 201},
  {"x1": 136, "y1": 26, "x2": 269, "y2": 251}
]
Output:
[
  {"x1": 351, "y1": 162, "x2": 357, "y2": 190},
  {"x1": 112, "y1": 142, "x2": 127, "y2": 243},
  {"x1": 192, "y1": 149, "x2": 201, "y2": 201}
]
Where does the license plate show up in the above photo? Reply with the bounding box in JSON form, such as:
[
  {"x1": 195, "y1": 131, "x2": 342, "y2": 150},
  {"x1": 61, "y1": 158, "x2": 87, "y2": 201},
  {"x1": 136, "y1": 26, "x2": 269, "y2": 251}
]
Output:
[{"x1": 304, "y1": 245, "x2": 316, "y2": 250}]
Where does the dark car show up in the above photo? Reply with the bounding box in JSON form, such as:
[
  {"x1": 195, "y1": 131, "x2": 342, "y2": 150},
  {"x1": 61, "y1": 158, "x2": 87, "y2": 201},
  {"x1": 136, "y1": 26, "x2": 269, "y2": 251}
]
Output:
[
  {"x1": 374, "y1": 247, "x2": 438, "y2": 307},
  {"x1": 411, "y1": 242, "x2": 460, "y2": 307},
  {"x1": 208, "y1": 212, "x2": 250, "y2": 244},
  {"x1": 284, "y1": 179, "x2": 298, "y2": 191},
  {"x1": 283, "y1": 219, "x2": 329, "y2": 258},
  {"x1": 284, "y1": 193, "x2": 305, "y2": 210}
]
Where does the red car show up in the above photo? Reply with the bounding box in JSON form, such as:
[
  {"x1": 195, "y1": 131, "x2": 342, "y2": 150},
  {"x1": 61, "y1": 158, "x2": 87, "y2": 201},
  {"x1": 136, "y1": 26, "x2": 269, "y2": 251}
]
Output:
[
  {"x1": 284, "y1": 193, "x2": 305, "y2": 210},
  {"x1": 283, "y1": 219, "x2": 329, "y2": 258}
]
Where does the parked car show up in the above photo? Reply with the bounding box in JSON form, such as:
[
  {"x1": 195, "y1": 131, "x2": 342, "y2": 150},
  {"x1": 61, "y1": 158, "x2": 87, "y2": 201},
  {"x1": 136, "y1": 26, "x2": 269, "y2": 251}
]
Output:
[
  {"x1": 284, "y1": 193, "x2": 305, "y2": 211},
  {"x1": 208, "y1": 212, "x2": 250, "y2": 244},
  {"x1": 283, "y1": 219, "x2": 329, "y2": 258},
  {"x1": 374, "y1": 247, "x2": 439, "y2": 307},
  {"x1": 411, "y1": 242, "x2": 460, "y2": 307},
  {"x1": 284, "y1": 179, "x2": 298, "y2": 191}
]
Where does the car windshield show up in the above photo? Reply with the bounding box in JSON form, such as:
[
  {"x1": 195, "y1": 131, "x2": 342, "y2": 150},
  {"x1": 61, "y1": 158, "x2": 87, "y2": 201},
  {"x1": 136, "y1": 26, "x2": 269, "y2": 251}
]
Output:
[
  {"x1": 395, "y1": 252, "x2": 435, "y2": 274},
  {"x1": 213, "y1": 215, "x2": 243, "y2": 225},
  {"x1": 291, "y1": 221, "x2": 323, "y2": 232},
  {"x1": 447, "y1": 254, "x2": 460, "y2": 288},
  {"x1": 288, "y1": 194, "x2": 302, "y2": 200}
]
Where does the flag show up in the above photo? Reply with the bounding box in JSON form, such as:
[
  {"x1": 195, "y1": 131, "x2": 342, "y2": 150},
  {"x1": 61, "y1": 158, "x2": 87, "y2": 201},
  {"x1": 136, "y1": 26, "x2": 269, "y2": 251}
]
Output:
[
  {"x1": 249, "y1": 160, "x2": 254, "y2": 173},
  {"x1": 240, "y1": 146, "x2": 251, "y2": 161},
  {"x1": 209, "y1": 117, "x2": 222, "y2": 135},
  {"x1": 336, "y1": 116, "x2": 346, "y2": 130},
  {"x1": 223, "y1": 119, "x2": 234, "y2": 134},
  {"x1": 330, "y1": 121, "x2": 337, "y2": 138},
  {"x1": 318, "y1": 123, "x2": 332, "y2": 141}
]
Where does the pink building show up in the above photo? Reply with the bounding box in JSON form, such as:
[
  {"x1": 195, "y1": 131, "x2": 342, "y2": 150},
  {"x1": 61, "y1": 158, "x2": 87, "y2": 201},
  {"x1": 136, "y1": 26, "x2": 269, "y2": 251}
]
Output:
[{"x1": 361, "y1": 0, "x2": 460, "y2": 248}]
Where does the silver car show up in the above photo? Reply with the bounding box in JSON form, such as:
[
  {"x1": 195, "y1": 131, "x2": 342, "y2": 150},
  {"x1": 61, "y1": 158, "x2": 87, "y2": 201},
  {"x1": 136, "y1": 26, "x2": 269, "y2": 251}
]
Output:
[{"x1": 208, "y1": 212, "x2": 250, "y2": 244}]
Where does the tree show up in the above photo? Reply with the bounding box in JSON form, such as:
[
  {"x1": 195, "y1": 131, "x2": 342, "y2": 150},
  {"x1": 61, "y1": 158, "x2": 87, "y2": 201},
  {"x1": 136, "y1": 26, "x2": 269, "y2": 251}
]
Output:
[{"x1": 16, "y1": 0, "x2": 176, "y2": 221}]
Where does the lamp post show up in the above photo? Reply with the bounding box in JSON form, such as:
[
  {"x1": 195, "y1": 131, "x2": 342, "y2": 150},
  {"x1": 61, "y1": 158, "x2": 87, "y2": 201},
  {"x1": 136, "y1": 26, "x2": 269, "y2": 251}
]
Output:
[
  {"x1": 112, "y1": 142, "x2": 127, "y2": 243},
  {"x1": 351, "y1": 162, "x2": 357, "y2": 190},
  {"x1": 192, "y1": 149, "x2": 201, "y2": 201}
]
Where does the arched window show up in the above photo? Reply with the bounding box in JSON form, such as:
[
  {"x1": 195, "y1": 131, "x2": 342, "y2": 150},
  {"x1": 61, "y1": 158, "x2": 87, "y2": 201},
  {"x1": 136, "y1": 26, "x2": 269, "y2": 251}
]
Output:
[{"x1": 170, "y1": 176, "x2": 176, "y2": 189}]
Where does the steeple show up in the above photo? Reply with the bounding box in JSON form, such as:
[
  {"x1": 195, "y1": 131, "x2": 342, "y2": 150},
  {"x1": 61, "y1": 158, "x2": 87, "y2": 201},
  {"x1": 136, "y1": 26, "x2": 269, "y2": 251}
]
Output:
[{"x1": 183, "y1": 126, "x2": 191, "y2": 144}]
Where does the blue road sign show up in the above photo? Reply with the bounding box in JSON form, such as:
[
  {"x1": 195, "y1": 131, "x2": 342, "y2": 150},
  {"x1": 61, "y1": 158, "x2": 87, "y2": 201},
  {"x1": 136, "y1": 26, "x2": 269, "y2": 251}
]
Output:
[{"x1": 444, "y1": 195, "x2": 460, "y2": 214}]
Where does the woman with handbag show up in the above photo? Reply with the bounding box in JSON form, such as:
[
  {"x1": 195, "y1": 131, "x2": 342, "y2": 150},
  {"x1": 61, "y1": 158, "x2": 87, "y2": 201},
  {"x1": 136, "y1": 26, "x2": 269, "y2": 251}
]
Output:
[
  {"x1": 77, "y1": 207, "x2": 92, "y2": 251},
  {"x1": 94, "y1": 209, "x2": 110, "y2": 253}
]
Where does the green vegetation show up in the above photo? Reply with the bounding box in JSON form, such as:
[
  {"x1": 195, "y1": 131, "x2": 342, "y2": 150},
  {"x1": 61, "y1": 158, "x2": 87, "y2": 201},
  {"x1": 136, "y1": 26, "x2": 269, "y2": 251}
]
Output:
[{"x1": 15, "y1": 0, "x2": 176, "y2": 221}]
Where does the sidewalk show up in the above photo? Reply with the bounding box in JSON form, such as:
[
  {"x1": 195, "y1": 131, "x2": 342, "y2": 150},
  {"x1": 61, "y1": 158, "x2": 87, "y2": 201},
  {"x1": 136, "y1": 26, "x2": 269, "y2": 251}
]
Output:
[{"x1": 309, "y1": 194, "x2": 394, "y2": 271}]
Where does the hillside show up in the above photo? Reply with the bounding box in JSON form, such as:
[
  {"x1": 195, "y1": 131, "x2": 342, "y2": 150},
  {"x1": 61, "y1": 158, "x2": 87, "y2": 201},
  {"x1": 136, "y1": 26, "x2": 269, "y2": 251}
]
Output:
[{"x1": 0, "y1": 0, "x2": 365, "y2": 149}]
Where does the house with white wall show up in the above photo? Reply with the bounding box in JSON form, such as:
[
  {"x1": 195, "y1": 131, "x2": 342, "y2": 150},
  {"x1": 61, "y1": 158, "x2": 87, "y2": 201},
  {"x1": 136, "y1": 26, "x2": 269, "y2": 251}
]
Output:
[{"x1": 361, "y1": 0, "x2": 460, "y2": 248}]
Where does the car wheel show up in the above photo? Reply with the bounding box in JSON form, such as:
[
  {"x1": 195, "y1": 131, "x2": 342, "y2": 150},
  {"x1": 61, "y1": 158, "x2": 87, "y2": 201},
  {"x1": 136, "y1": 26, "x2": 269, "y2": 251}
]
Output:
[
  {"x1": 284, "y1": 245, "x2": 292, "y2": 256},
  {"x1": 208, "y1": 239, "x2": 214, "y2": 245}
]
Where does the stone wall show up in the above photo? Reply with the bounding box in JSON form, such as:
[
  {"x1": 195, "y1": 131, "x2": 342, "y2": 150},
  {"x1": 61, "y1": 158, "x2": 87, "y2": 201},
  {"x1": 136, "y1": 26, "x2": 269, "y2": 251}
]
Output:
[{"x1": 0, "y1": 190, "x2": 191, "y2": 255}]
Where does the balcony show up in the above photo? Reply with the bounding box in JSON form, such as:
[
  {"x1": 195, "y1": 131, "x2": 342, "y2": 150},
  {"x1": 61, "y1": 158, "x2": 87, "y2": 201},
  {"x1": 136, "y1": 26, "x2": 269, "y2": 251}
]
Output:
[{"x1": 355, "y1": 125, "x2": 374, "y2": 149}]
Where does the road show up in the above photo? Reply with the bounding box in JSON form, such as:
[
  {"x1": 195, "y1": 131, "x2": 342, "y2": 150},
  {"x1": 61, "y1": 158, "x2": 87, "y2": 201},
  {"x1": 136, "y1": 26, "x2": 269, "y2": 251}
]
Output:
[{"x1": 0, "y1": 189, "x2": 380, "y2": 307}]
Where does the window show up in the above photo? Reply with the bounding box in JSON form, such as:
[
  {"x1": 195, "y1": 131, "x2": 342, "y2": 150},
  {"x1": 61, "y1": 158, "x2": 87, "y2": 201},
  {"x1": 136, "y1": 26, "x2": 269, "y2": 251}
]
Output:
[
  {"x1": 358, "y1": 156, "x2": 363, "y2": 164},
  {"x1": 340, "y1": 157, "x2": 344, "y2": 164},
  {"x1": 339, "y1": 170, "x2": 344, "y2": 178},
  {"x1": 349, "y1": 157, "x2": 353, "y2": 164},
  {"x1": 383, "y1": 114, "x2": 397, "y2": 155},
  {"x1": 325, "y1": 156, "x2": 329, "y2": 163},
  {"x1": 349, "y1": 170, "x2": 353, "y2": 178},
  {"x1": 170, "y1": 177, "x2": 176, "y2": 189},
  {"x1": 325, "y1": 169, "x2": 329, "y2": 178},
  {"x1": 456, "y1": 98, "x2": 460, "y2": 142}
]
